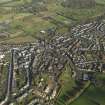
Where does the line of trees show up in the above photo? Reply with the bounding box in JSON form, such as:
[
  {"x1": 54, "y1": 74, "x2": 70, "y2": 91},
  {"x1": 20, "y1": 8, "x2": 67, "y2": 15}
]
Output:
[{"x1": 62, "y1": 0, "x2": 96, "y2": 8}]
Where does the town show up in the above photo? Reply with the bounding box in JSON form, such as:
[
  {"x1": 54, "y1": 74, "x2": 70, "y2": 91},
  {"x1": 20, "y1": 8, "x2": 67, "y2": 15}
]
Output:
[
  {"x1": 0, "y1": 17, "x2": 105, "y2": 105},
  {"x1": 0, "y1": 0, "x2": 105, "y2": 105}
]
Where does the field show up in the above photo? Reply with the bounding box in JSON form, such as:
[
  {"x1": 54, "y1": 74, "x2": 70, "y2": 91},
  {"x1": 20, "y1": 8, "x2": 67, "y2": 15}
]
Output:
[
  {"x1": 55, "y1": 64, "x2": 76, "y2": 105},
  {"x1": 55, "y1": 67, "x2": 105, "y2": 105},
  {"x1": 0, "y1": 0, "x2": 105, "y2": 43},
  {"x1": 70, "y1": 85, "x2": 105, "y2": 105}
]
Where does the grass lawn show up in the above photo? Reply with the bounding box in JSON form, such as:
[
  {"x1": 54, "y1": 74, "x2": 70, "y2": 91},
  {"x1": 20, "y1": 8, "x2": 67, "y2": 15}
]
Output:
[
  {"x1": 0, "y1": 65, "x2": 8, "y2": 101},
  {"x1": 96, "y1": 0, "x2": 105, "y2": 4},
  {"x1": 70, "y1": 85, "x2": 105, "y2": 105},
  {"x1": 59, "y1": 4, "x2": 105, "y2": 22},
  {"x1": 59, "y1": 66, "x2": 75, "y2": 97},
  {"x1": 3, "y1": 35, "x2": 35, "y2": 44},
  {"x1": 55, "y1": 64, "x2": 76, "y2": 105}
]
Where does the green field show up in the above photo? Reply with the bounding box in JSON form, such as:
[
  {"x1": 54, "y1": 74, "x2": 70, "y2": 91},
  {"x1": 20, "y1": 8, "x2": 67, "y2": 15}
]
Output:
[
  {"x1": 55, "y1": 69, "x2": 105, "y2": 105},
  {"x1": 70, "y1": 85, "x2": 105, "y2": 105},
  {"x1": 55, "y1": 64, "x2": 76, "y2": 105},
  {"x1": 0, "y1": 0, "x2": 105, "y2": 43}
]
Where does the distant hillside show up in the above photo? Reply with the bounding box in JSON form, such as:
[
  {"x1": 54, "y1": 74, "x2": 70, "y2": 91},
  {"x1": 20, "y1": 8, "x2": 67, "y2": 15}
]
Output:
[{"x1": 62, "y1": 0, "x2": 96, "y2": 8}]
